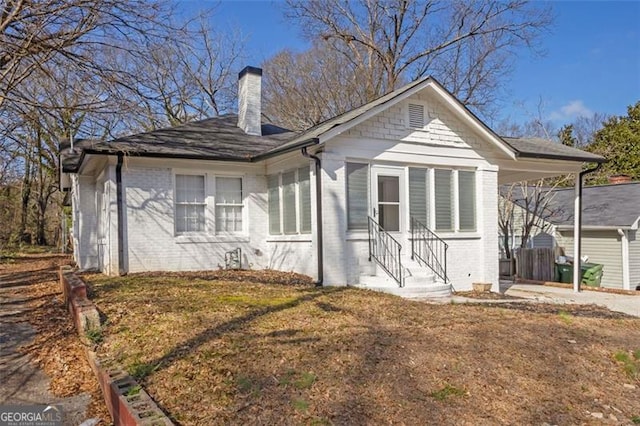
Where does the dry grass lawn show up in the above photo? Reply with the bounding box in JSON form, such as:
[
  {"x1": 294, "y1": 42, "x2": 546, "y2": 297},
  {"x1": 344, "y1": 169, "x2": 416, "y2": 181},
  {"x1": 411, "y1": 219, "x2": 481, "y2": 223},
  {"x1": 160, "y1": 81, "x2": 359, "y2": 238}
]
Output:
[{"x1": 85, "y1": 272, "x2": 640, "y2": 425}]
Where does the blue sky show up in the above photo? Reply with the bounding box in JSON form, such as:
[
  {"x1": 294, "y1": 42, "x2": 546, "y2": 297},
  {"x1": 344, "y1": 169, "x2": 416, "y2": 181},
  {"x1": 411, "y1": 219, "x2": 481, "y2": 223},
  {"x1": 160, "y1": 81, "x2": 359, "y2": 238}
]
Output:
[{"x1": 183, "y1": 0, "x2": 640, "y2": 126}]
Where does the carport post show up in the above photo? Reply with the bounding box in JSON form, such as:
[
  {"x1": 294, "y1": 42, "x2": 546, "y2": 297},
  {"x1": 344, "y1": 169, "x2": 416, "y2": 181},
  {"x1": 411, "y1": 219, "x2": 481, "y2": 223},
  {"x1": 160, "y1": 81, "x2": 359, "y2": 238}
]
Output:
[{"x1": 572, "y1": 175, "x2": 581, "y2": 292}]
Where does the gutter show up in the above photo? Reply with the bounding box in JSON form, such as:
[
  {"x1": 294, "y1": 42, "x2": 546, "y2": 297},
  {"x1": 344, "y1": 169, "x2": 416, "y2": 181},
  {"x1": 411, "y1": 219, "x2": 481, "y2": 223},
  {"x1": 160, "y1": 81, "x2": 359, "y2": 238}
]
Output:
[
  {"x1": 116, "y1": 153, "x2": 125, "y2": 275},
  {"x1": 573, "y1": 162, "x2": 602, "y2": 292},
  {"x1": 301, "y1": 147, "x2": 323, "y2": 286}
]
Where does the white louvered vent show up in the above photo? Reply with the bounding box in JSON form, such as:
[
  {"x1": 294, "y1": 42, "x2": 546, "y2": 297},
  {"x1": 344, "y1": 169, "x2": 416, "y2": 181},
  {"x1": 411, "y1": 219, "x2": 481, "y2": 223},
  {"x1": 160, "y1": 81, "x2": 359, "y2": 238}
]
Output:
[{"x1": 408, "y1": 103, "x2": 425, "y2": 129}]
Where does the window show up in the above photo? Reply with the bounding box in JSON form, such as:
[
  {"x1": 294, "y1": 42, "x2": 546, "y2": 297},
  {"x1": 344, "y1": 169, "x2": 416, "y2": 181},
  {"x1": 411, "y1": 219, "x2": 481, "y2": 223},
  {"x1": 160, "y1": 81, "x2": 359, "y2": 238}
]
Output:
[
  {"x1": 298, "y1": 166, "x2": 312, "y2": 233},
  {"x1": 282, "y1": 171, "x2": 297, "y2": 234},
  {"x1": 434, "y1": 169, "x2": 453, "y2": 231},
  {"x1": 409, "y1": 168, "x2": 428, "y2": 225},
  {"x1": 215, "y1": 177, "x2": 243, "y2": 233},
  {"x1": 268, "y1": 167, "x2": 311, "y2": 235},
  {"x1": 408, "y1": 103, "x2": 425, "y2": 129},
  {"x1": 458, "y1": 171, "x2": 476, "y2": 231},
  {"x1": 346, "y1": 162, "x2": 368, "y2": 230},
  {"x1": 268, "y1": 175, "x2": 280, "y2": 234},
  {"x1": 175, "y1": 174, "x2": 206, "y2": 233}
]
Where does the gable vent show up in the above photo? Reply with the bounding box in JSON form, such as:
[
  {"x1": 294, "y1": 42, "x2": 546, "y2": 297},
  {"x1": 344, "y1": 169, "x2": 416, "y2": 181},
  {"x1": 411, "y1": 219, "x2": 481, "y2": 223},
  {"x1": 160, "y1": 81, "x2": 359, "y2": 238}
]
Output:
[{"x1": 408, "y1": 103, "x2": 425, "y2": 129}]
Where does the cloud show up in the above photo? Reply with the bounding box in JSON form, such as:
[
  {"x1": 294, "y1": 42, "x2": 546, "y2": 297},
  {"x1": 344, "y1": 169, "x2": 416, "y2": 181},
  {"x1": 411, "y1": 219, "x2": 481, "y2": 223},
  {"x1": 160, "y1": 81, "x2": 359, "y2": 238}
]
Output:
[{"x1": 549, "y1": 100, "x2": 593, "y2": 121}]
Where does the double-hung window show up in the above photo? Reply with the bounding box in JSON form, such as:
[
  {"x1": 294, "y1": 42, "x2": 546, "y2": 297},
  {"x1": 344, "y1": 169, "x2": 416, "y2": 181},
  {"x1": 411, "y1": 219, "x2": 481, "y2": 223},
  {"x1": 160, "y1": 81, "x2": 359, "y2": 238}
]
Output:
[
  {"x1": 268, "y1": 166, "x2": 311, "y2": 235},
  {"x1": 215, "y1": 177, "x2": 243, "y2": 233},
  {"x1": 175, "y1": 174, "x2": 206, "y2": 233},
  {"x1": 175, "y1": 174, "x2": 244, "y2": 235}
]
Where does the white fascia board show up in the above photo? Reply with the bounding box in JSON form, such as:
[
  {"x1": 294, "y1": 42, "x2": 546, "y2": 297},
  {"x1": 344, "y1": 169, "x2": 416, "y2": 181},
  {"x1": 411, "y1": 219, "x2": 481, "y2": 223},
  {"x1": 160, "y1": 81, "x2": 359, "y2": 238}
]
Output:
[
  {"x1": 317, "y1": 79, "x2": 517, "y2": 162},
  {"x1": 426, "y1": 84, "x2": 516, "y2": 160}
]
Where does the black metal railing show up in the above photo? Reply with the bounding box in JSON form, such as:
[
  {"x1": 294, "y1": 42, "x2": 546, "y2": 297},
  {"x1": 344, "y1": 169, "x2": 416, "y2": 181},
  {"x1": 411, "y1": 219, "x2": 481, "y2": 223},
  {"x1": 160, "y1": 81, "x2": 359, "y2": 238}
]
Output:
[
  {"x1": 410, "y1": 217, "x2": 448, "y2": 283},
  {"x1": 368, "y1": 216, "x2": 403, "y2": 287}
]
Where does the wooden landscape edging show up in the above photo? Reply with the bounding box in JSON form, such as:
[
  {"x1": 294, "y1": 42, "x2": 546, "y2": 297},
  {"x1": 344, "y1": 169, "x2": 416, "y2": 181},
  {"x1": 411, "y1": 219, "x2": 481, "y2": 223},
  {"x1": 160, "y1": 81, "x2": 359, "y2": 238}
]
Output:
[{"x1": 59, "y1": 267, "x2": 174, "y2": 426}]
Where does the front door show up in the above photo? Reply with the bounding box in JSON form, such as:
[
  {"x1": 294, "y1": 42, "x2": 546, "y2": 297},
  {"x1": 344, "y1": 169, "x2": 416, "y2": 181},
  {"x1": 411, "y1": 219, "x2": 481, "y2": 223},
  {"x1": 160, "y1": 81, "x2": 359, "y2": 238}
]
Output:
[{"x1": 371, "y1": 166, "x2": 403, "y2": 232}]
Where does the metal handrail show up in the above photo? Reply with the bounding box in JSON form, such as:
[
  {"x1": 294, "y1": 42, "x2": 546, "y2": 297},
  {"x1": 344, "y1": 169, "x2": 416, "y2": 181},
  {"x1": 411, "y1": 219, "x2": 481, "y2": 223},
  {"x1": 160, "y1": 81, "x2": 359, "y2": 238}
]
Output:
[
  {"x1": 410, "y1": 217, "x2": 448, "y2": 283},
  {"x1": 368, "y1": 216, "x2": 403, "y2": 287}
]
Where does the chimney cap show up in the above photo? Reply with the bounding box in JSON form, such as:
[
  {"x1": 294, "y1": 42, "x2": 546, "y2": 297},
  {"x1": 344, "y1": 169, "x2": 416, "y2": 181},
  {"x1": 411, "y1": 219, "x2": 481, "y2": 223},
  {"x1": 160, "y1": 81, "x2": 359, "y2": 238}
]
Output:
[{"x1": 239, "y1": 66, "x2": 262, "y2": 79}]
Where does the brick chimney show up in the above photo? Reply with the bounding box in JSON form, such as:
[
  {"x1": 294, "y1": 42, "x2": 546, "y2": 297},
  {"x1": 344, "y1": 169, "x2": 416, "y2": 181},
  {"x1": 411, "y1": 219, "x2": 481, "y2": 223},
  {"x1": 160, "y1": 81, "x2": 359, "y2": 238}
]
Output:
[
  {"x1": 608, "y1": 174, "x2": 632, "y2": 184},
  {"x1": 237, "y1": 66, "x2": 262, "y2": 136}
]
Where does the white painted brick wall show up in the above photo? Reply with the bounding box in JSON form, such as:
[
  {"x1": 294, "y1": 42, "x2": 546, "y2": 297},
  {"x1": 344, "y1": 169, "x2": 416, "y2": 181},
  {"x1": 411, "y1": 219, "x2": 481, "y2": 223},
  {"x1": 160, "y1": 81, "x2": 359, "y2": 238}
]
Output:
[
  {"x1": 238, "y1": 69, "x2": 262, "y2": 136},
  {"x1": 74, "y1": 175, "x2": 98, "y2": 270},
  {"x1": 120, "y1": 165, "x2": 315, "y2": 275}
]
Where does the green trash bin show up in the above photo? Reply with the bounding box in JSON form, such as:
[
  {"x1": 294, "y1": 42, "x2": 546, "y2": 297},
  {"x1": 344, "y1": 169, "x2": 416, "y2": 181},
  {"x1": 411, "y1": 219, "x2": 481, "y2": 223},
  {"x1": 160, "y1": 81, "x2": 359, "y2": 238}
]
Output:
[
  {"x1": 581, "y1": 263, "x2": 603, "y2": 287},
  {"x1": 557, "y1": 263, "x2": 573, "y2": 283}
]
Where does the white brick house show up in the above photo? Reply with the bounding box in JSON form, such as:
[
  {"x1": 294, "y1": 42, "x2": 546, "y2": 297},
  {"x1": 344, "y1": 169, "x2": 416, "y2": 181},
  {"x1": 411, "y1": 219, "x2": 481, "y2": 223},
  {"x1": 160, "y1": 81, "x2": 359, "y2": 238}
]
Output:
[{"x1": 60, "y1": 66, "x2": 604, "y2": 297}]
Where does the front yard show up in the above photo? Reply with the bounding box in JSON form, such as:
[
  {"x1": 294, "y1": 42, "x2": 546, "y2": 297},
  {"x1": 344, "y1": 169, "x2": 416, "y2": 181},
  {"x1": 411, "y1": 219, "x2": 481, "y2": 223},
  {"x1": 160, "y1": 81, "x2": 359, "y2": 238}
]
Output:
[{"x1": 86, "y1": 272, "x2": 640, "y2": 425}]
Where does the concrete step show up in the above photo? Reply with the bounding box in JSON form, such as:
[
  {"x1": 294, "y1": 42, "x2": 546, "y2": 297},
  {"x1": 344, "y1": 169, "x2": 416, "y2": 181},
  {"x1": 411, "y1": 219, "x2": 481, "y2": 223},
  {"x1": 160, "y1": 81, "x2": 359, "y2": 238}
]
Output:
[{"x1": 353, "y1": 282, "x2": 452, "y2": 299}]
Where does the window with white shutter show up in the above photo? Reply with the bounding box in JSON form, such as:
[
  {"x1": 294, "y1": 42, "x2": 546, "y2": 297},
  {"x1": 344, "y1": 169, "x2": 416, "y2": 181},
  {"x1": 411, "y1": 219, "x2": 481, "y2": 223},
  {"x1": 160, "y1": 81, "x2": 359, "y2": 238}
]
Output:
[
  {"x1": 268, "y1": 167, "x2": 312, "y2": 235},
  {"x1": 409, "y1": 168, "x2": 429, "y2": 225},
  {"x1": 458, "y1": 171, "x2": 476, "y2": 231},
  {"x1": 268, "y1": 174, "x2": 280, "y2": 234},
  {"x1": 298, "y1": 166, "x2": 311, "y2": 233},
  {"x1": 434, "y1": 169, "x2": 453, "y2": 231},
  {"x1": 346, "y1": 163, "x2": 369, "y2": 230}
]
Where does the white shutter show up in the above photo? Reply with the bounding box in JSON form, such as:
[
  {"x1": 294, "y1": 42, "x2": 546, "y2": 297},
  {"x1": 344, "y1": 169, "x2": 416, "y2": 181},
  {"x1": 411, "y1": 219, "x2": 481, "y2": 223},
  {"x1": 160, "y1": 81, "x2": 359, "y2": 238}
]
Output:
[
  {"x1": 282, "y1": 171, "x2": 297, "y2": 234},
  {"x1": 458, "y1": 171, "x2": 476, "y2": 231},
  {"x1": 346, "y1": 163, "x2": 368, "y2": 230},
  {"x1": 408, "y1": 103, "x2": 425, "y2": 129},
  {"x1": 434, "y1": 169, "x2": 453, "y2": 231},
  {"x1": 268, "y1": 174, "x2": 280, "y2": 234},
  {"x1": 298, "y1": 166, "x2": 311, "y2": 233},
  {"x1": 409, "y1": 168, "x2": 428, "y2": 225}
]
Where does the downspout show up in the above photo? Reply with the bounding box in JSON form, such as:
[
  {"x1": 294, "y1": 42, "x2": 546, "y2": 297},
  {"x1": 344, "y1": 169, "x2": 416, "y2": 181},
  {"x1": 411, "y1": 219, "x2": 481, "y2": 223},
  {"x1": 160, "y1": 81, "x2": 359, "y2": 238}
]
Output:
[
  {"x1": 116, "y1": 153, "x2": 125, "y2": 275},
  {"x1": 572, "y1": 162, "x2": 602, "y2": 292},
  {"x1": 302, "y1": 147, "x2": 323, "y2": 286}
]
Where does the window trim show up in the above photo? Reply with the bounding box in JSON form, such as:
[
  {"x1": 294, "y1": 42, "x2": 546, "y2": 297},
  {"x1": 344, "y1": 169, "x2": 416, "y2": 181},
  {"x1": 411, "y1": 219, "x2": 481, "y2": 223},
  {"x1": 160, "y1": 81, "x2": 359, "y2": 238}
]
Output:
[
  {"x1": 214, "y1": 175, "x2": 244, "y2": 235},
  {"x1": 172, "y1": 170, "x2": 247, "y2": 237},
  {"x1": 268, "y1": 166, "x2": 312, "y2": 236},
  {"x1": 408, "y1": 167, "x2": 477, "y2": 235},
  {"x1": 346, "y1": 161, "x2": 370, "y2": 231},
  {"x1": 174, "y1": 172, "x2": 207, "y2": 235}
]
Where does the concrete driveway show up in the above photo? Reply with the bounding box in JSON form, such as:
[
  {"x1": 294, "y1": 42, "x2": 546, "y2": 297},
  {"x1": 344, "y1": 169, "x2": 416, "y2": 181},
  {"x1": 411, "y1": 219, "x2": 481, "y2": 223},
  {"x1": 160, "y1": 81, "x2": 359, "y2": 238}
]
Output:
[{"x1": 502, "y1": 282, "x2": 640, "y2": 317}]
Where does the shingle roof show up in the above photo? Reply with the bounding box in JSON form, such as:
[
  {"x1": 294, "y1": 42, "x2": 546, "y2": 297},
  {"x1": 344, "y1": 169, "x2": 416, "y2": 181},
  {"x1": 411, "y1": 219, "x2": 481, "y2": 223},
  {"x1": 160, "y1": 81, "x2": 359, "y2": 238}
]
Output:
[
  {"x1": 502, "y1": 137, "x2": 605, "y2": 163},
  {"x1": 61, "y1": 76, "x2": 606, "y2": 172},
  {"x1": 532, "y1": 182, "x2": 640, "y2": 228},
  {"x1": 61, "y1": 115, "x2": 299, "y2": 172}
]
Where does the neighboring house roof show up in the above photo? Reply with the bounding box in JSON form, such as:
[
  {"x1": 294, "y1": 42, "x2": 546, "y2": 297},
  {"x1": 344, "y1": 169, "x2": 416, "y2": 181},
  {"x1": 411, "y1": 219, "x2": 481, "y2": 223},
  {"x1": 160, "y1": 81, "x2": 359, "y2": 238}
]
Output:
[
  {"x1": 510, "y1": 182, "x2": 640, "y2": 230},
  {"x1": 60, "y1": 75, "x2": 605, "y2": 173},
  {"x1": 502, "y1": 137, "x2": 605, "y2": 163}
]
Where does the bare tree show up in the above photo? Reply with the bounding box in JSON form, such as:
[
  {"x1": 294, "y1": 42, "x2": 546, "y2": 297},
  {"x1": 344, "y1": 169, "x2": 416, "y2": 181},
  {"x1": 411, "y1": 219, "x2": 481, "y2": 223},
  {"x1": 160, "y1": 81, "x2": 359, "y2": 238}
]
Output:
[
  {"x1": 0, "y1": 0, "x2": 176, "y2": 110},
  {"x1": 499, "y1": 179, "x2": 560, "y2": 259},
  {"x1": 263, "y1": 40, "x2": 373, "y2": 130},
  {"x1": 284, "y1": 0, "x2": 553, "y2": 118}
]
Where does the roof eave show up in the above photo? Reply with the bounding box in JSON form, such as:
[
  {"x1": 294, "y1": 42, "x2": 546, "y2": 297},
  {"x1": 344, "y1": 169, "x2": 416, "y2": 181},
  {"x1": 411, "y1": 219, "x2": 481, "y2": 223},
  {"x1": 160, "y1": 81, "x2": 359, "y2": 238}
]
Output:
[
  {"x1": 515, "y1": 151, "x2": 607, "y2": 164},
  {"x1": 251, "y1": 138, "x2": 320, "y2": 162},
  {"x1": 556, "y1": 224, "x2": 633, "y2": 231}
]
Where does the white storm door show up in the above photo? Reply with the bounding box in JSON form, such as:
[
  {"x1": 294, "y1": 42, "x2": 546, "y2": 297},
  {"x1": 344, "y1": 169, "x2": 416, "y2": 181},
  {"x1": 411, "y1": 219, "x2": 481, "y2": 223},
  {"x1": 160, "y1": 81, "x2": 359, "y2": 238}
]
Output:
[{"x1": 371, "y1": 166, "x2": 404, "y2": 232}]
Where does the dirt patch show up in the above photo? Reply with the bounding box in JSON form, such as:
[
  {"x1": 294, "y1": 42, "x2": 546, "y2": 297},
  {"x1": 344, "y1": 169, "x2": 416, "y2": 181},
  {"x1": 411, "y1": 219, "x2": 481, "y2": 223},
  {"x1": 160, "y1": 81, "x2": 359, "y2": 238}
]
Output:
[
  {"x1": 482, "y1": 301, "x2": 634, "y2": 319},
  {"x1": 0, "y1": 254, "x2": 111, "y2": 423},
  {"x1": 85, "y1": 272, "x2": 640, "y2": 425}
]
